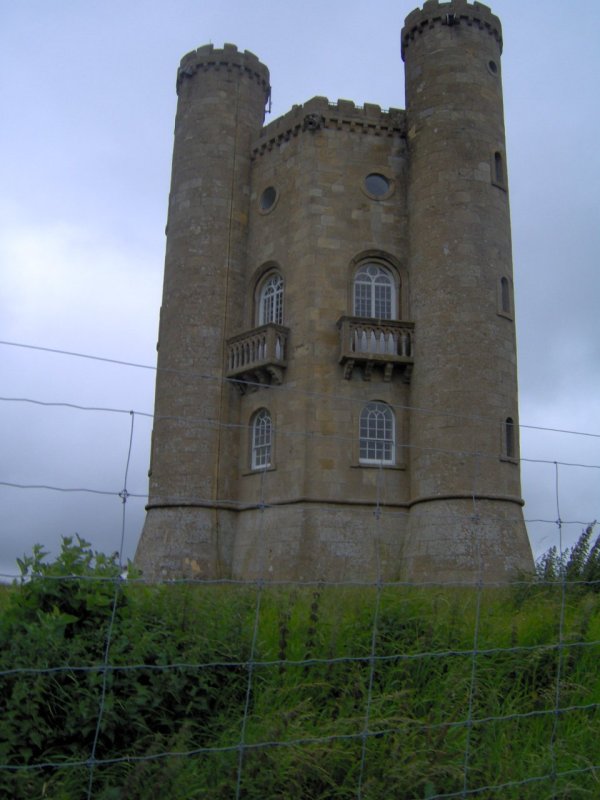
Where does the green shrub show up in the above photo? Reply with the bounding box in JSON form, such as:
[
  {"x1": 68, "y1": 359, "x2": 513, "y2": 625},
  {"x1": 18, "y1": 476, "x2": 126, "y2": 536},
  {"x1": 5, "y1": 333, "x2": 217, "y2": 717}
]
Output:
[
  {"x1": 0, "y1": 537, "x2": 598, "y2": 798},
  {"x1": 536, "y1": 523, "x2": 599, "y2": 590}
]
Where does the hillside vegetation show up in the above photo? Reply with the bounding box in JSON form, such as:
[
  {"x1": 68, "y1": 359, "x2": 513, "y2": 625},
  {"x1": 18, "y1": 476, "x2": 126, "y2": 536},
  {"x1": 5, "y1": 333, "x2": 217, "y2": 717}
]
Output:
[{"x1": 0, "y1": 534, "x2": 598, "y2": 799}]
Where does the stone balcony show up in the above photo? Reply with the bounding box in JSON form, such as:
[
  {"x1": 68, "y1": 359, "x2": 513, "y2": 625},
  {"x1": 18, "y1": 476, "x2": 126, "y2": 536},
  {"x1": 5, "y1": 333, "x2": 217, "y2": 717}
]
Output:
[
  {"x1": 337, "y1": 316, "x2": 414, "y2": 382},
  {"x1": 226, "y1": 323, "x2": 289, "y2": 391}
]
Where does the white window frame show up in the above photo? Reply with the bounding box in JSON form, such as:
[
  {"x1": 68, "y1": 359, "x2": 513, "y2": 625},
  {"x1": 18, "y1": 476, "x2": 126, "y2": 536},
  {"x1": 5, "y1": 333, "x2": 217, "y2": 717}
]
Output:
[
  {"x1": 353, "y1": 264, "x2": 396, "y2": 320},
  {"x1": 258, "y1": 273, "x2": 284, "y2": 326},
  {"x1": 359, "y1": 402, "x2": 395, "y2": 465},
  {"x1": 251, "y1": 408, "x2": 272, "y2": 470}
]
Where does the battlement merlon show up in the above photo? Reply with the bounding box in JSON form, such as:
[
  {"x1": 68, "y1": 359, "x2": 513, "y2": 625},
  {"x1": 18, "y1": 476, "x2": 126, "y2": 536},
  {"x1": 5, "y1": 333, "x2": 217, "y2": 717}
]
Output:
[
  {"x1": 176, "y1": 43, "x2": 271, "y2": 103},
  {"x1": 252, "y1": 96, "x2": 406, "y2": 158},
  {"x1": 401, "y1": 0, "x2": 502, "y2": 61}
]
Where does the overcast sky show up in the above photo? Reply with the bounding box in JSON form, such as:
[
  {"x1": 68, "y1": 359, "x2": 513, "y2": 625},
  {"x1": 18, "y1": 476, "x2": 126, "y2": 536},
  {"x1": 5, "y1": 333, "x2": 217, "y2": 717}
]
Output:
[{"x1": 1, "y1": 0, "x2": 599, "y2": 578}]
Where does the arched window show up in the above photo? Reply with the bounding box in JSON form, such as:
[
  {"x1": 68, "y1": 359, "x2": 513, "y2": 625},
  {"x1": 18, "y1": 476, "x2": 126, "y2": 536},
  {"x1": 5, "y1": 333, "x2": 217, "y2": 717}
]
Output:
[
  {"x1": 258, "y1": 273, "x2": 283, "y2": 326},
  {"x1": 359, "y1": 402, "x2": 395, "y2": 465},
  {"x1": 251, "y1": 408, "x2": 272, "y2": 470},
  {"x1": 353, "y1": 264, "x2": 396, "y2": 320}
]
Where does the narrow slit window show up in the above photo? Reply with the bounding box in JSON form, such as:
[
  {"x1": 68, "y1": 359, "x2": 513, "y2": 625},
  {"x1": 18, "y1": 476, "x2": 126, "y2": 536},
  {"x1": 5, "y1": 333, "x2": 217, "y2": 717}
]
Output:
[
  {"x1": 500, "y1": 277, "x2": 511, "y2": 314},
  {"x1": 494, "y1": 152, "x2": 504, "y2": 186},
  {"x1": 505, "y1": 417, "x2": 515, "y2": 459}
]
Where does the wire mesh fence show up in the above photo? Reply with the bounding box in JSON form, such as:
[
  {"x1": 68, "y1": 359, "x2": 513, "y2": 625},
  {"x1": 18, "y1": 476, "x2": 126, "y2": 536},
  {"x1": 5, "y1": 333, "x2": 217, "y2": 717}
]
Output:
[{"x1": 1, "y1": 340, "x2": 598, "y2": 798}]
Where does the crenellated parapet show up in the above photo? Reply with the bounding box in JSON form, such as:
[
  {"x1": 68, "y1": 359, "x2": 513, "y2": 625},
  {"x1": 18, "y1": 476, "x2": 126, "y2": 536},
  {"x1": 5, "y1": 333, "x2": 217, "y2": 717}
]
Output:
[
  {"x1": 176, "y1": 43, "x2": 270, "y2": 101},
  {"x1": 137, "y1": 4, "x2": 534, "y2": 584},
  {"x1": 252, "y1": 96, "x2": 406, "y2": 158},
  {"x1": 401, "y1": 0, "x2": 502, "y2": 60}
]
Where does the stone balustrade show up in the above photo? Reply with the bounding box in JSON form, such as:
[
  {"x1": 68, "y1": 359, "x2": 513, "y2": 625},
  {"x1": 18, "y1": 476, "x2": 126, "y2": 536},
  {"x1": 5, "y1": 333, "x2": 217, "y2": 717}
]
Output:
[
  {"x1": 337, "y1": 316, "x2": 414, "y2": 382},
  {"x1": 226, "y1": 323, "x2": 289, "y2": 390}
]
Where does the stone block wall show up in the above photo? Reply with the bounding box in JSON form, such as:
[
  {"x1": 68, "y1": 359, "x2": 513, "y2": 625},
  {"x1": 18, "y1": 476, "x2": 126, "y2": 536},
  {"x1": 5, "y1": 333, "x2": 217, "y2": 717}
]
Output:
[{"x1": 135, "y1": 2, "x2": 534, "y2": 584}]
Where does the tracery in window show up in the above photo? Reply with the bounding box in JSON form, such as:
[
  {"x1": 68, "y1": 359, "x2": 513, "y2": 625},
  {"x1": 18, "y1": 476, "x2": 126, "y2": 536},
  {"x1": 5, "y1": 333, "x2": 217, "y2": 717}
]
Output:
[
  {"x1": 258, "y1": 273, "x2": 284, "y2": 326},
  {"x1": 359, "y1": 401, "x2": 395, "y2": 465},
  {"x1": 353, "y1": 264, "x2": 396, "y2": 320},
  {"x1": 251, "y1": 408, "x2": 272, "y2": 470}
]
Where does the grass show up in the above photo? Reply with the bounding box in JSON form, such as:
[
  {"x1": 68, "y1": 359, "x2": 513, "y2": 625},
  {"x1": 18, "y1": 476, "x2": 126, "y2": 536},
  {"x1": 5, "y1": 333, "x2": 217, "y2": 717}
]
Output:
[{"x1": 1, "y1": 564, "x2": 599, "y2": 799}]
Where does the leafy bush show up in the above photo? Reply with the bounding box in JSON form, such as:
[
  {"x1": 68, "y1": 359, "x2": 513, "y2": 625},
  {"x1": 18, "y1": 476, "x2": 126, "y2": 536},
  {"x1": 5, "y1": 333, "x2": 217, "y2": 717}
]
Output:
[
  {"x1": 0, "y1": 537, "x2": 254, "y2": 799},
  {"x1": 536, "y1": 523, "x2": 600, "y2": 590},
  {"x1": 0, "y1": 537, "x2": 599, "y2": 798}
]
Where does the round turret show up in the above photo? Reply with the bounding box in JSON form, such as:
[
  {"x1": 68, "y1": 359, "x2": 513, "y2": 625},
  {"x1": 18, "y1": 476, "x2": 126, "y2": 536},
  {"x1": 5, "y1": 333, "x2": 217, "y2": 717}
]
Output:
[
  {"x1": 402, "y1": 1, "x2": 533, "y2": 581},
  {"x1": 135, "y1": 45, "x2": 270, "y2": 580},
  {"x1": 176, "y1": 43, "x2": 270, "y2": 96},
  {"x1": 401, "y1": 0, "x2": 502, "y2": 60}
]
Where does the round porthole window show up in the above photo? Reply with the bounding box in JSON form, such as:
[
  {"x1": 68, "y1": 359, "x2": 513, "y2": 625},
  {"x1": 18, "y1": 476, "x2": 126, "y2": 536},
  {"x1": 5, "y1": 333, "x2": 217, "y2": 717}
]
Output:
[
  {"x1": 259, "y1": 186, "x2": 278, "y2": 213},
  {"x1": 488, "y1": 60, "x2": 498, "y2": 75},
  {"x1": 364, "y1": 173, "x2": 392, "y2": 199}
]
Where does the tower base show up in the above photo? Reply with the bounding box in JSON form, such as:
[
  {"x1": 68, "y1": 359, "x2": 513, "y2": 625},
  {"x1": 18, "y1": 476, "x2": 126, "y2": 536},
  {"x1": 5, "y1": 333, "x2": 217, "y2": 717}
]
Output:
[
  {"x1": 135, "y1": 500, "x2": 533, "y2": 584},
  {"x1": 135, "y1": 506, "x2": 236, "y2": 581},
  {"x1": 404, "y1": 498, "x2": 533, "y2": 585}
]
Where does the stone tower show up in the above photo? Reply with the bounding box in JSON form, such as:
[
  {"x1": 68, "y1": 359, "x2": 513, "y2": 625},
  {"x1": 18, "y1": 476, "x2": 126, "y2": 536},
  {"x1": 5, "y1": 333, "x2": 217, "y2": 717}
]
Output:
[
  {"x1": 400, "y1": 0, "x2": 533, "y2": 579},
  {"x1": 135, "y1": 0, "x2": 534, "y2": 583},
  {"x1": 137, "y1": 45, "x2": 270, "y2": 577}
]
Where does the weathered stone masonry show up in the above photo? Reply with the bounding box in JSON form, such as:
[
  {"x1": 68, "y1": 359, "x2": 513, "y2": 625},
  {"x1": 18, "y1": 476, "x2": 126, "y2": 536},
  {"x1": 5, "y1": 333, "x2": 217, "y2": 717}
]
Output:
[{"x1": 135, "y1": 0, "x2": 534, "y2": 583}]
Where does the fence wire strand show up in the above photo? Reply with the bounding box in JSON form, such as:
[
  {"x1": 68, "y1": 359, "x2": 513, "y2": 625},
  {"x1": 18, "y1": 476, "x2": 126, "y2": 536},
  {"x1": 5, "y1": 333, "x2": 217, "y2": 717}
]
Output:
[
  {"x1": 1, "y1": 341, "x2": 599, "y2": 797},
  {"x1": 357, "y1": 466, "x2": 384, "y2": 798},
  {"x1": 85, "y1": 411, "x2": 135, "y2": 799}
]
